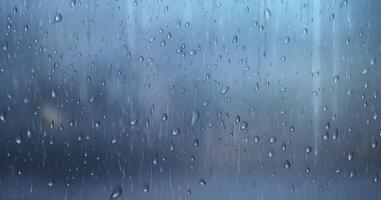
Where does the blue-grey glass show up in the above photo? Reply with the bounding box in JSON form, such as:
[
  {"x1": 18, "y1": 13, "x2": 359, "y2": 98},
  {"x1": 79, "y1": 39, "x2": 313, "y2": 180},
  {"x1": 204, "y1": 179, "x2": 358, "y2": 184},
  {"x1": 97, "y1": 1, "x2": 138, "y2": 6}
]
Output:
[{"x1": 0, "y1": 0, "x2": 380, "y2": 199}]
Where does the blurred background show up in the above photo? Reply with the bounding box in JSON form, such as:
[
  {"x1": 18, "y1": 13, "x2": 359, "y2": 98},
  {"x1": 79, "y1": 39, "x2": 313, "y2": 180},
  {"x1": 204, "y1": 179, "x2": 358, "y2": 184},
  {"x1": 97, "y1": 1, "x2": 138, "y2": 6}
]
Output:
[{"x1": 0, "y1": 0, "x2": 380, "y2": 199}]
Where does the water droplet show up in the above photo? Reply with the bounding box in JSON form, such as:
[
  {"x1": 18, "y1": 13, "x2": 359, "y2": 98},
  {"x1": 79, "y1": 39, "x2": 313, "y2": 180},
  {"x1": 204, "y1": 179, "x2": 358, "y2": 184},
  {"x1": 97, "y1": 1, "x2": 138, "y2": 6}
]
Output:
[
  {"x1": 193, "y1": 139, "x2": 199, "y2": 147},
  {"x1": 254, "y1": 136, "x2": 260, "y2": 143},
  {"x1": 232, "y1": 35, "x2": 238, "y2": 44},
  {"x1": 110, "y1": 185, "x2": 123, "y2": 199},
  {"x1": 268, "y1": 150, "x2": 274, "y2": 158},
  {"x1": 264, "y1": 8, "x2": 271, "y2": 20},
  {"x1": 190, "y1": 110, "x2": 200, "y2": 127},
  {"x1": 54, "y1": 13, "x2": 62, "y2": 23},
  {"x1": 172, "y1": 128, "x2": 180, "y2": 136},
  {"x1": 143, "y1": 184, "x2": 149, "y2": 192},
  {"x1": 329, "y1": 13, "x2": 335, "y2": 21},
  {"x1": 372, "y1": 140, "x2": 377, "y2": 148},
  {"x1": 221, "y1": 86, "x2": 229, "y2": 95},
  {"x1": 284, "y1": 36, "x2": 290, "y2": 44},
  {"x1": 284, "y1": 160, "x2": 291, "y2": 169},
  {"x1": 162, "y1": 113, "x2": 168, "y2": 121},
  {"x1": 24, "y1": 130, "x2": 32, "y2": 140},
  {"x1": 70, "y1": 0, "x2": 76, "y2": 8},
  {"x1": 95, "y1": 120, "x2": 101, "y2": 128},
  {"x1": 0, "y1": 111, "x2": 6, "y2": 122},
  {"x1": 199, "y1": 179, "x2": 206, "y2": 186},
  {"x1": 305, "y1": 146, "x2": 312, "y2": 153},
  {"x1": 51, "y1": 90, "x2": 56, "y2": 98},
  {"x1": 240, "y1": 121, "x2": 248, "y2": 130},
  {"x1": 347, "y1": 152, "x2": 353, "y2": 161},
  {"x1": 16, "y1": 136, "x2": 22, "y2": 144},
  {"x1": 48, "y1": 180, "x2": 54, "y2": 187},
  {"x1": 333, "y1": 75, "x2": 340, "y2": 83}
]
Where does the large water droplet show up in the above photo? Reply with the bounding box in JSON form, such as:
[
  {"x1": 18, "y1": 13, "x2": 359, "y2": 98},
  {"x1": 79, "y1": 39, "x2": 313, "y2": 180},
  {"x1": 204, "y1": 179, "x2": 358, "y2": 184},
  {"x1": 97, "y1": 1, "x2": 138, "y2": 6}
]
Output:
[
  {"x1": 110, "y1": 185, "x2": 123, "y2": 199},
  {"x1": 190, "y1": 110, "x2": 199, "y2": 127}
]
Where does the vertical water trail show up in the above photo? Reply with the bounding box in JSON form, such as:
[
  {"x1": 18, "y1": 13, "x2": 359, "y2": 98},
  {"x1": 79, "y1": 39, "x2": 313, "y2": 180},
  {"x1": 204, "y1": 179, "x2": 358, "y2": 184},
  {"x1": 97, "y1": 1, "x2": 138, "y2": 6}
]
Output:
[{"x1": 312, "y1": 0, "x2": 322, "y2": 156}]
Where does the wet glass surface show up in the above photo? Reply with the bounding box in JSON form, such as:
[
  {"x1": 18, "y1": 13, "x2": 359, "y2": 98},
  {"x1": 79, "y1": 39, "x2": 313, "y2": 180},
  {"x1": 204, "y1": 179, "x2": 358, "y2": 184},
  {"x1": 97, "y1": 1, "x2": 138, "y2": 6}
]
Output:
[{"x1": 0, "y1": 0, "x2": 380, "y2": 199}]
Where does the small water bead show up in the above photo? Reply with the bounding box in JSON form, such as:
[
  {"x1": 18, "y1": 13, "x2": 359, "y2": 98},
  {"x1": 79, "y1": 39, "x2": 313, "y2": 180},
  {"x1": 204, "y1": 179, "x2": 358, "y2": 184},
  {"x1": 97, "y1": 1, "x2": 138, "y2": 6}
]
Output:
[
  {"x1": 48, "y1": 180, "x2": 54, "y2": 187},
  {"x1": 235, "y1": 115, "x2": 240, "y2": 124},
  {"x1": 172, "y1": 128, "x2": 180, "y2": 136},
  {"x1": 282, "y1": 143, "x2": 287, "y2": 151},
  {"x1": 130, "y1": 119, "x2": 137, "y2": 126},
  {"x1": 193, "y1": 139, "x2": 199, "y2": 147},
  {"x1": 305, "y1": 146, "x2": 312, "y2": 153},
  {"x1": 26, "y1": 129, "x2": 32, "y2": 138},
  {"x1": 264, "y1": 8, "x2": 271, "y2": 20},
  {"x1": 160, "y1": 40, "x2": 166, "y2": 47},
  {"x1": 329, "y1": 13, "x2": 335, "y2": 21},
  {"x1": 161, "y1": 113, "x2": 168, "y2": 121},
  {"x1": 221, "y1": 86, "x2": 229, "y2": 95},
  {"x1": 95, "y1": 120, "x2": 101, "y2": 128},
  {"x1": 190, "y1": 110, "x2": 200, "y2": 127},
  {"x1": 254, "y1": 136, "x2": 260, "y2": 143},
  {"x1": 70, "y1": 0, "x2": 76, "y2": 8},
  {"x1": 269, "y1": 136, "x2": 276, "y2": 144},
  {"x1": 373, "y1": 112, "x2": 378, "y2": 120},
  {"x1": 51, "y1": 90, "x2": 56, "y2": 98},
  {"x1": 54, "y1": 13, "x2": 62, "y2": 23},
  {"x1": 333, "y1": 75, "x2": 340, "y2": 83},
  {"x1": 290, "y1": 126, "x2": 295, "y2": 133},
  {"x1": 284, "y1": 36, "x2": 290, "y2": 44},
  {"x1": 199, "y1": 179, "x2": 206, "y2": 186},
  {"x1": 347, "y1": 152, "x2": 354, "y2": 161},
  {"x1": 349, "y1": 169, "x2": 356, "y2": 178},
  {"x1": 110, "y1": 185, "x2": 123, "y2": 199},
  {"x1": 284, "y1": 160, "x2": 291, "y2": 169},
  {"x1": 143, "y1": 184, "x2": 149, "y2": 192},
  {"x1": 245, "y1": 6, "x2": 249, "y2": 13},
  {"x1": 232, "y1": 35, "x2": 238, "y2": 44},
  {"x1": 0, "y1": 111, "x2": 6, "y2": 122},
  {"x1": 240, "y1": 121, "x2": 248, "y2": 130},
  {"x1": 268, "y1": 150, "x2": 274, "y2": 158},
  {"x1": 372, "y1": 140, "x2": 377, "y2": 148},
  {"x1": 16, "y1": 136, "x2": 22, "y2": 144}
]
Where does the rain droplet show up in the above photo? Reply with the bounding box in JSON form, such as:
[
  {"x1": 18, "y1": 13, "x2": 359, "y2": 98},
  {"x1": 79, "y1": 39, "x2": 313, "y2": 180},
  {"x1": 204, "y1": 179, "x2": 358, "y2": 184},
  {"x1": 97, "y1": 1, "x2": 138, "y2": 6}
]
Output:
[
  {"x1": 190, "y1": 110, "x2": 200, "y2": 127},
  {"x1": 48, "y1": 180, "x2": 54, "y2": 187},
  {"x1": 161, "y1": 113, "x2": 168, "y2": 121},
  {"x1": 199, "y1": 179, "x2": 206, "y2": 186},
  {"x1": 54, "y1": 13, "x2": 62, "y2": 23},
  {"x1": 333, "y1": 75, "x2": 340, "y2": 83},
  {"x1": 70, "y1": 0, "x2": 76, "y2": 8},
  {"x1": 221, "y1": 86, "x2": 229, "y2": 95},
  {"x1": 329, "y1": 13, "x2": 335, "y2": 21},
  {"x1": 110, "y1": 185, "x2": 123, "y2": 199},
  {"x1": 264, "y1": 8, "x2": 272, "y2": 20},
  {"x1": 143, "y1": 183, "x2": 150, "y2": 192},
  {"x1": 372, "y1": 140, "x2": 377, "y2": 148},
  {"x1": 240, "y1": 121, "x2": 248, "y2": 130},
  {"x1": 284, "y1": 160, "x2": 291, "y2": 169},
  {"x1": 172, "y1": 128, "x2": 180, "y2": 136},
  {"x1": 284, "y1": 36, "x2": 290, "y2": 44},
  {"x1": 305, "y1": 146, "x2": 312, "y2": 153},
  {"x1": 347, "y1": 152, "x2": 353, "y2": 161},
  {"x1": 232, "y1": 35, "x2": 238, "y2": 44},
  {"x1": 193, "y1": 139, "x2": 199, "y2": 147},
  {"x1": 0, "y1": 111, "x2": 6, "y2": 122}
]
